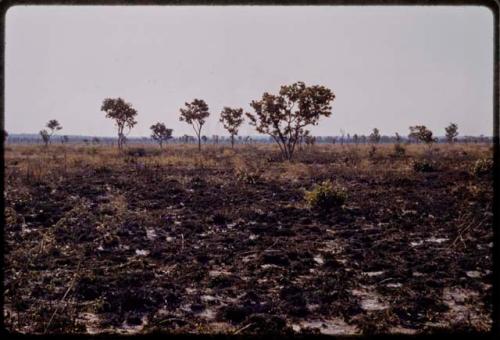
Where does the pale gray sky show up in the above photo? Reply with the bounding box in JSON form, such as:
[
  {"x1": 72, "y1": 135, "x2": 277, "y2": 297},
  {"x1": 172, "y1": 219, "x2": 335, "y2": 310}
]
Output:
[{"x1": 5, "y1": 5, "x2": 494, "y2": 137}]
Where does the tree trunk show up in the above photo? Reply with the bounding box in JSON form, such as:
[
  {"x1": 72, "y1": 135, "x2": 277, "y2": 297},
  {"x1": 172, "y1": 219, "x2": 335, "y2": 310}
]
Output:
[
  {"x1": 231, "y1": 135, "x2": 234, "y2": 148},
  {"x1": 198, "y1": 136, "x2": 201, "y2": 151}
]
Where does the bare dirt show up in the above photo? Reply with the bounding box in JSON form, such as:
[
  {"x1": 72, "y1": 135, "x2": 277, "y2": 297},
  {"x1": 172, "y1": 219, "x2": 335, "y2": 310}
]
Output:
[{"x1": 3, "y1": 144, "x2": 493, "y2": 334}]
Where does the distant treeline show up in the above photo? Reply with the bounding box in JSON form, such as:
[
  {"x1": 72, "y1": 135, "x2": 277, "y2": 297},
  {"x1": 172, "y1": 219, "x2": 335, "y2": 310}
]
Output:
[{"x1": 5, "y1": 133, "x2": 493, "y2": 146}]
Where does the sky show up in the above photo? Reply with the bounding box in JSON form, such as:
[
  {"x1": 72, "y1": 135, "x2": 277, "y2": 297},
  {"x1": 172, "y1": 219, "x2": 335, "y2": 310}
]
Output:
[{"x1": 5, "y1": 5, "x2": 494, "y2": 138}]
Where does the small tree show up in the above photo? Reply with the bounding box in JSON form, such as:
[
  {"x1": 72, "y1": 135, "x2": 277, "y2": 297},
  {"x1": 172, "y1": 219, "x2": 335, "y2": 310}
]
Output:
[
  {"x1": 40, "y1": 119, "x2": 62, "y2": 146},
  {"x1": 409, "y1": 125, "x2": 437, "y2": 146},
  {"x1": 179, "y1": 99, "x2": 210, "y2": 151},
  {"x1": 101, "y1": 97, "x2": 138, "y2": 150},
  {"x1": 40, "y1": 130, "x2": 50, "y2": 146},
  {"x1": 60, "y1": 135, "x2": 69, "y2": 144},
  {"x1": 445, "y1": 123, "x2": 458, "y2": 143},
  {"x1": 369, "y1": 128, "x2": 381, "y2": 144},
  {"x1": 340, "y1": 129, "x2": 345, "y2": 146},
  {"x1": 246, "y1": 81, "x2": 335, "y2": 160},
  {"x1": 92, "y1": 137, "x2": 101, "y2": 145},
  {"x1": 393, "y1": 132, "x2": 405, "y2": 157},
  {"x1": 304, "y1": 134, "x2": 316, "y2": 147},
  {"x1": 219, "y1": 107, "x2": 244, "y2": 148},
  {"x1": 150, "y1": 122, "x2": 173, "y2": 148}
]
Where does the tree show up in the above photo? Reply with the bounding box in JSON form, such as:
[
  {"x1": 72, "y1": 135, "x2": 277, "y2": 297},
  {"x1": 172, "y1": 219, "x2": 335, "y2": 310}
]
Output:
[
  {"x1": 353, "y1": 134, "x2": 359, "y2": 145},
  {"x1": 92, "y1": 137, "x2": 101, "y2": 145},
  {"x1": 40, "y1": 130, "x2": 50, "y2": 147},
  {"x1": 219, "y1": 107, "x2": 244, "y2": 148},
  {"x1": 61, "y1": 135, "x2": 69, "y2": 144},
  {"x1": 246, "y1": 81, "x2": 335, "y2": 160},
  {"x1": 445, "y1": 123, "x2": 458, "y2": 143},
  {"x1": 40, "y1": 119, "x2": 62, "y2": 146},
  {"x1": 408, "y1": 125, "x2": 437, "y2": 146},
  {"x1": 150, "y1": 122, "x2": 173, "y2": 148},
  {"x1": 369, "y1": 128, "x2": 381, "y2": 144},
  {"x1": 179, "y1": 99, "x2": 210, "y2": 151},
  {"x1": 340, "y1": 129, "x2": 345, "y2": 146},
  {"x1": 304, "y1": 134, "x2": 316, "y2": 147},
  {"x1": 101, "y1": 97, "x2": 138, "y2": 150}
]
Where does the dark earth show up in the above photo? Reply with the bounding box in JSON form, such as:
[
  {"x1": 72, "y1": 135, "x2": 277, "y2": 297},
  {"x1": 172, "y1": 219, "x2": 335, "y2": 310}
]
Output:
[{"x1": 3, "y1": 144, "x2": 493, "y2": 334}]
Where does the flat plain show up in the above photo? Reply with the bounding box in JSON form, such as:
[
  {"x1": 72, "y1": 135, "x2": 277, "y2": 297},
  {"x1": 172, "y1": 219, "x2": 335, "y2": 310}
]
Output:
[{"x1": 3, "y1": 143, "x2": 493, "y2": 334}]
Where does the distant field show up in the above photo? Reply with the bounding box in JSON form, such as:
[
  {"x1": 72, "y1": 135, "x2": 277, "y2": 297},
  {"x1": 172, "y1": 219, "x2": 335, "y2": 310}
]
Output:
[{"x1": 3, "y1": 143, "x2": 493, "y2": 334}]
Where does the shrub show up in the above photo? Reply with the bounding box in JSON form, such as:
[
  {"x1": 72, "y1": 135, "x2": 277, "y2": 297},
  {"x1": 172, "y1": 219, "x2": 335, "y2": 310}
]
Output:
[
  {"x1": 236, "y1": 169, "x2": 261, "y2": 184},
  {"x1": 412, "y1": 159, "x2": 437, "y2": 172},
  {"x1": 393, "y1": 144, "x2": 406, "y2": 157},
  {"x1": 368, "y1": 145, "x2": 377, "y2": 158},
  {"x1": 87, "y1": 147, "x2": 99, "y2": 155},
  {"x1": 126, "y1": 147, "x2": 147, "y2": 157},
  {"x1": 94, "y1": 165, "x2": 112, "y2": 175},
  {"x1": 125, "y1": 147, "x2": 160, "y2": 157},
  {"x1": 305, "y1": 180, "x2": 347, "y2": 210},
  {"x1": 471, "y1": 158, "x2": 493, "y2": 176}
]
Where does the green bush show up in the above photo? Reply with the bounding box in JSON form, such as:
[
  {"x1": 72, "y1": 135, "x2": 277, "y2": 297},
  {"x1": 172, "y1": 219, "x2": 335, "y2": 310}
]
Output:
[
  {"x1": 471, "y1": 158, "x2": 493, "y2": 176},
  {"x1": 305, "y1": 180, "x2": 347, "y2": 210},
  {"x1": 412, "y1": 159, "x2": 437, "y2": 172},
  {"x1": 125, "y1": 147, "x2": 161, "y2": 157},
  {"x1": 87, "y1": 147, "x2": 99, "y2": 155},
  {"x1": 393, "y1": 144, "x2": 406, "y2": 157}
]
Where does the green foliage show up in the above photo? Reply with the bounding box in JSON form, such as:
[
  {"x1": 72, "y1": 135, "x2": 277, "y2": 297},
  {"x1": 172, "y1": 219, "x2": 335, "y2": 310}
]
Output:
[
  {"x1": 393, "y1": 143, "x2": 406, "y2": 157},
  {"x1": 236, "y1": 168, "x2": 261, "y2": 184},
  {"x1": 180, "y1": 99, "x2": 210, "y2": 151},
  {"x1": 150, "y1": 122, "x2": 173, "y2": 148},
  {"x1": 125, "y1": 147, "x2": 160, "y2": 157},
  {"x1": 445, "y1": 123, "x2": 459, "y2": 143},
  {"x1": 101, "y1": 97, "x2": 138, "y2": 149},
  {"x1": 220, "y1": 107, "x2": 244, "y2": 148},
  {"x1": 39, "y1": 130, "x2": 50, "y2": 146},
  {"x1": 304, "y1": 180, "x2": 347, "y2": 210},
  {"x1": 408, "y1": 125, "x2": 437, "y2": 145},
  {"x1": 369, "y1": 128, "x2": 381, "y2": 144},
  {"x1": 412, "y1": 159, "x2": 437, "y2": 172},
  {"x1": 87, "y1": 147, "x2": 99, "y2": 155},
  {"x1": 247, "y1": 81, "x2": 335, "y2": 160},
  {"x1": 368, "y1": 145, "x2": 377, "y2": 158},
  {"x1": 471, "y1": 158, "x2": 493, "y2": 176}
]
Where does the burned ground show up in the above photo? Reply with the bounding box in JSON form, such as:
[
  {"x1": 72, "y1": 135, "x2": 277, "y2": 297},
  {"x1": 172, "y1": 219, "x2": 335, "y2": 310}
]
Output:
[{"x1": 3, "y1": 144, "x2": 493, "y2": 334}]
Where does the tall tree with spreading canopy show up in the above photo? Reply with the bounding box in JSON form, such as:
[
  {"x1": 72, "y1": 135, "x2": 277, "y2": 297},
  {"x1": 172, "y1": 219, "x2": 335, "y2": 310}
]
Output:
[
  {"x1": 179, "y1": 99, "x2": 210, "y2": 151},
  {"x1": 219, "y1": 107, "x2": 244, "y2": 148},
  {"x1": 445, "y1": 123, "x2": 459, "y2": 143},
  {"x1": 101, "y1": 98, "x2": 138, "y2": 150},
  {"x1": 150, "y1": 122, "x2": 173, "y2": 148},
  {"x1": 246, "y1": 81, "x2": 335, "y2": 160}
]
